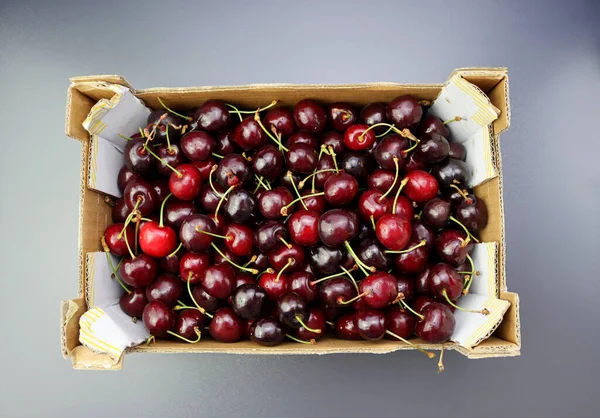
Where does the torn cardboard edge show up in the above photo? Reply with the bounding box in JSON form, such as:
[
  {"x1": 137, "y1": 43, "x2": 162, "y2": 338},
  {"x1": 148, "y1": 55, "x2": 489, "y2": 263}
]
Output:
[{"x1": 62, "y1": 68, "x2": 520, "y2": 369}]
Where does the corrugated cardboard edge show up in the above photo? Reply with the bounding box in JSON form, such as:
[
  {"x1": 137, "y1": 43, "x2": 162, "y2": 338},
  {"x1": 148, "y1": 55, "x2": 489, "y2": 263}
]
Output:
[{"x1": 62, "y1": 68, "x2": 520, "y2": 369}]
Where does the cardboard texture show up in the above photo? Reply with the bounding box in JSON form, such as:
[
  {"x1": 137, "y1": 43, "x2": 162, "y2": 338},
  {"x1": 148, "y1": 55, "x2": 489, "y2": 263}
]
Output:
[{"x1": 61, "y1": 68, "x2": 520, "y2": 369}]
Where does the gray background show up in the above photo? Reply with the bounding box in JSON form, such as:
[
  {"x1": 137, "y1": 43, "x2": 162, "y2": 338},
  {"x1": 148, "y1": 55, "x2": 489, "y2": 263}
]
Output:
[{"x1": 0, "y1": 0, "x2": 598, "y2": 417}]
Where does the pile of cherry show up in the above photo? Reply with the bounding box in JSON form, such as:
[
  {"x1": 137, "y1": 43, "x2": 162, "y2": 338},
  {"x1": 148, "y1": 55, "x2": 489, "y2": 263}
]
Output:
[{"x1": 102, "y1": 95, "x2": 489, "y2": 366}]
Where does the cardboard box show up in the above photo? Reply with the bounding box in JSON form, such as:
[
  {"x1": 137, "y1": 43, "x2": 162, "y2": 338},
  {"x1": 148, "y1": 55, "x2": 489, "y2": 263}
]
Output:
[{"x1": 61, "y1": 68, "x2": 521, "y2": 370}]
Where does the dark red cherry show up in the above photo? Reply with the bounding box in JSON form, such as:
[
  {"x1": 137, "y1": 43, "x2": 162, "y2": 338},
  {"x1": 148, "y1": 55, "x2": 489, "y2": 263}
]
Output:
[
  {"x1": 356, "y1": 309, "x2": 387, "y2": 341},
  {"x1": 343, "y1": 124, "x2": 376, "y2": 151},
  {"x1": 198, "y1": 182, "x2": 225, "y2": 212},
  {"x1": 157, "y1": 245, "x2": 184, "y2": 274},
  {"x1": 104, "y1": 223, "x2": 134, "y2": 257},
  {"x1": 321, "y1": 303, "x2": 343, "y2": 322},
  {"x1": 287, "y1": 143, "x2": 318, "y2": 174},
  {"x1": 394, "y1": 238, "x2": 429, "y2": 274},
  {"x1": 319, "y1": 277, "x2": 356, "y2": 306},
  {"x1": 335, "y1": 313, "x2": 361, "y2": 340},
  {"x1": 341, "y1": 152, "x2": 373, "y2": 182},
  {"x1": 358, "y1": 189, "x2": 390, "y2": 223},
  {"x1": 179, "y1": 214, "x2": 216, "y2": 252},
  {"x1": 215, "y1": 154, "x2": 251, "y2": 188},
  {"x1": 289, "y1": 272, "x2": 318, "y2": 302},
  {"x1": 255, "y1": 220, "x2": 288, "y2": 253},
  {"x1": 215, "y1": 130, "x2": 239, "y2": 155},
  {"x1": 423, "y1": 197, "x2": 452, "y2": 229},
  {"x1": 318, "y1": 209, "x2": 359, "y2": 248},
  {"x1": 169, "y1": 164, "x2": 202, "y2": 201},
  {"x1": 119, "y1": 254, "x2": 157, "y2": 288},
  {"x1": 209, "y1": 307, "x2": 243, "y2": 343},
  {"x1": 233, "y1": 116, "x2": 266, "y2": 150},
  {"x1": 174, "y1": 309, "x2": 206, "y2": 340},
  {"x1": 415, "y1": 267, "x2": 432, "y2": 296},
  {"x1": 231, "y1": 284, "x2": 267, "y2": 320},
  {"x1": 250, "y1": 318, "x2": 285, "y2": 346},
  {"x1": 201, "y1": 264, "x2": 235, "y2": 299},
  {"x1": 222, "y1": 223, "x2": 254, "y2": 256},
  {"x1": 234, "y1": 273, "x2": 255, "y2": 288},
  {"x1": 258, "y1": 271, "x2": 289, "y2": 301},
  {"x1": 264, "y1": 107, "x2": 295, "y2": 137},
  {"x1": 224, "y1": 189, "x2": 257, "y2": 223},
  {"x1": 191, "y1": 285, "x2": 222, "y2": 312},
  {"x1": 252, "y1": 145, "x2": 284, "y2": 181},
  {"x1": 376, "y1": 214, "x2": 411, "y2": 251},
  {"x1": 112, "y1": 198, "x2": 130, "y2": 223},
  {"x1": 432, "y1": 158, "x2": 470, "y2": 189},
  {"x1": 164, "y1": 200, "x2": 196, "y2": 229},
  {"x1": 320, "y1": 131, "x2": 345, "y2": 154},
  {"x1": 396, "y1": 275, "x2": 415, "y2": 302},
  {"x1": 428, "y1": 263, "x2": 464, "y2": 300},
  {"x1": 393, "y1": 196, "x2": 414, "y2": 221},
  {"x1": 415, "y1": 302, "x2": 456, "y2": 343},
  {"x1": 312, "y1": 154, "x2": 336, "y2": 188},
  {"x1": 436, "y1": 229, "x2": 472, "y2": 266},
  {"x1": 179, "y1": 252, "x2": 211, "y2": 285},
  {"x1": 118, "y1": 166, "x2": 142, "y2": 192},
  {"x1": 403, "y1": 170, "x2": 439, "y2": 203},
  {"x1": 449, "y1": 142, "x2": 466, "y2": 161},
  {"x1": 413, "y1": 295, "x2": 436, "y2": 313},
  {"x1": 404, "y1": 152, "x2": 427, "y2": 172},
  {"x1": 146, "y1": 274, "x2": 183, "y2": 307},
  {"x1": 294, "y1": 99, "x2": 327, "y2": 133},
  {"x1": 124, "y1": 179, "x2": 157, "y2": 216},
  {"x1": 147, "y1": 110, "x2": 182, "y2": 143},
  {"x1": 328, "y1": 102, "x2": 357, "y2": 131},
  {"x1": 360, "y1": 272, "x2": 398, "y2": 309},
  {"x1": 309, "y1": 245, "x2": 344, "y2": 275},
  {"x1": 360, "y1": 103, "x2": 389, "y2": 135},
  {"x1": 143, "y1": 301, "x2": 175, "y2": 337},
  {"x1": 258, "y1": 187, "x2": 293, "y2": 219},
  {"x1": 373, "y1": 134, "x2": 409, "y2": 170},
  {"x1": 301, "y1": 189, "x2": 328, "y2": 214},
  {"x1": 385, "y1": 306, "x2": 416, "y2": 340},
  {"x1": 288, "y1": 210, "x2": 320, "y2": 247},
  {"x1": 153, "y1": 144, "x2": 184, "y2": 177},
  {"x1": 419, "y1": 114, "x2": 450, "y2": 137},
  {"x1": 268, "y1": 243, "x2": 305, "y2": 271},
  {"x1": 456, "y1": 195, "x2": 488, "y2": 233},
  {"x1": 119, "y1": 288, "x2": 148, "y2": 318},
  {"x1": 286, "y1": 131, "x2": 318, "y2": 149},
  {"x1": 124, "y1": 138, "x2": 154, "y2": 175},
  {"x1": 139, "y1": 221, "x2": 177, "y2": 258},
  {"x1": 324, "y1": 172, "x2": 358, "y2": 206},
  {"x1": 297, "y1": 308, "x2": 326, "y2": 341},
  {"x1": 276, "y1": 292, "x2": 309, "y2": 328},
  {"x1": 180, "y1": 131, "x2": 216, "y2": 161},
  {"x1": 152, "y1": 180, "x2": 170, "y2": 203},
  {"x1": 247, "y1": 252, "x2": 269, "y2": 273},
  {"x1": 357, "y1": 238, "x2": 390, "y2": 270},
  {"x1": 412, "y1": 220, "x2": 436, "y2": 249},
  {"x1": 367, "y1": 169, "x2": 397, "y2": 194},
  {"x1": 387, "y1": 96, "x2": 422, "y2": 130},
  {"x1": 416, "y1": 132, "x2": 450, "y2": 163},
  {"x1": 194, "y1": 100, "x2": 231, "y2": 132}
]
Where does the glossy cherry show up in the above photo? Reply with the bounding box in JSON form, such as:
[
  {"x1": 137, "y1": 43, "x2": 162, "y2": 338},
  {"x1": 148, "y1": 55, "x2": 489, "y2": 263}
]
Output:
[
  {"x1": 215, "y1": 130, "x2": 238, "y2": 155},
  {"x1": 119, "y1": 288, "x2": 148, "y2": 318},
  {"x1": 456, "y1": 195, "x2": 488, "y2": 233},
  {"x1": 119, "y1": 254, "x2": 157, "y2": 288},
  {"x1": 174, "y1": 309, "x2": 206, "y2": 340},
  {"x1": 223, "y1": 189, "x2": 257, "y2": 223},
  {"x1": 324, "y1": 172, "x2": 358, "y2": 206},
  {"x1": 179, "y1": 214, "x2": 216, "y2": 252},
  {"x1": 169, "y1": 164, "x2": 202, "y2": 201},
  {"x1": 393, "y1": 238, "x2": 429, "y2": 274},
  {"x1": 231, "y1": 284, "x2": 267, "y2": 320},
  {"x1": 252, "y1": 145, "x2": 284, "y2": 181},
  {"x1": 139, "y1": 220, "x2": 177, "y2": 258},
  {"x1": 276, "y1": 292, "x2": 310, "y2": 329},
  {"x1": 416, "y1": 132, "x2": 450, "y2": 163},
  {"x1": 403, "y1": 170, "x2": 439, "y2": 203},
  {"x1": 428, "y1": 262, "x2": 464, "y2": 300},
  {"x1": 357, "y1": 238, "x2": 389, "y2": 270},
  {"x1": 194, "y1": 100, "x2": 231, "y2": 132},
  {"x1": 318, "y1": 209, "x2": 359, "y2": 248},
  {"x1": 180, "y1": 131, "x2": 216, "y2": 161},
  {"x1": 387, "y1": 96, "x2": 422, "y2": 130},
  {"x1": 360, "y1": 103, "x2": 389, "y2": 134},
  {"x1": 373, "y1": 134, "x2": 409, "y2": 170},
  {"x1": 396, "y1": 275, "x2": 415, "y2": 302},
  {"x1": 118, "y1": 166, "x2": 142, "y2": 192},
  {"x1": 111, "y1": 198, "x2": 130, "y2": 223},
  {"x1": 268, "y1": 243, "x2": 305, "y2": 271},
  {"x1": 201, "y1": 264, "x2": 236, "y2": 299},
  {"x1": 359, "y1": 272, "x2": 398, "y2": 309},
  {"x1": 358, "y1": 189, "x2": 390, "y2": 223},
  {"x1": 287, "y1": 143, "x2": 318, "y2": 174},
  {"x1": 423, "y1": 197, "x2": 452, "y2": 229},
  {"x1": 343, "y1": 124, "x2": 376, "y2": 151},
  {"x1": 432, "y1": 158, "x2": 470, "y2": 189},
  {"x1": 233, "y1": 116, "x2": 266, "y2": 150},
  {"x1": 124, "y1": 179, "x2": 157, "y2": 216},
  {"x1": 436, "y1": 229, "x2": 472, "y2": 266},
  {"x1": 342, "y1": 152, "x2": 373, "y2": 182},
  {"x1": 287, "y1": 131, "x2": 318, "y2": 149},
  {"x1": 376, "y1": 214, "x2": 411, "y2": 251},
  {"x1": 146, "y1": 274, "x2": 183, "y2": 307},
  {"x1": 415, "y1": 302, "x2": 456, "y2": 343},
  {"x1": 335, "y1": 313, "x2": 362, "y2": 340},
  {"x1": 289, "y1": 272, "x2": 318, "y2": 302},
  {"x1": 179, "y1": 252, "x2": 211, "y2": 285},
  {"x1": 143, "y1": 301, "x2": 175, "y2": 337},
  {"x1": 104, "y1": 224, "x2": 135, "y2": 257},
  {"x1": 328, "y1": 102, "x2": 357, "y2": 131},
  {"x1": 356, "y1": 309, "x2": 387, "y2": 340},
  {"x1": 258, "y1": 271, "x2": 289, "y2": 301},
  {"x1": 320, "y1": 131, "x2": 345, "y2": 154},
  {"x1": 319, "y1": 277, "x2": 356, "y2": 306},
  {"x1": 209, "y1": 307, "x2": 243, "y2": 343},
  {"x1": 164, "y1": 200, "x2": 196, "y2": 229},
  {"x1": 288, "y1": 210, "x2": 320, "y2": 246},
  {"x1": 258, "y1": 187, "x2": 293, "y2": 219},
  {"x1": 215, "y1": 154, "x2": 251, "y2": 188},
  {"x1": 250, "y1": 318, "x2": 285, "y2": 346},
  {"x1": 264, "y1": 107, "x2": 295, "y2": 137},
  {"x1": 124, "y1": 138, "x2": 154, "y2": 175},
  {"x1": 418, "y1": 114, "x2": 450, "y2": 137},
  {"x1": 255, "y1": 220, "x2": 288, "y2": 253},
  {"x1": 309, "y1": 245, "x2": 344, "y2": 275},
  {"x1": 296, "y1": 308, "x2": 326, "y2": 341},
  {"x1": 191, "y1": 285, "x2": 222, "y2": 312},
  {"x1": 294, "y1": 99, "x2": 327, "y2": 133}
]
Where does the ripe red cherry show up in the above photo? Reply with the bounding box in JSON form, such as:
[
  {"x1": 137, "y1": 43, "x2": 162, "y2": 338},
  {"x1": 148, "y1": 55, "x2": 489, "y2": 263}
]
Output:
[
  {"x1": 320, "y1": 131, "x2": 345, "y2": 153},
  {"x1": 250, "y1": 318, "x2": 285, "y2": 346},
  {"x1": 201, "y1": 264, "x2": 236, "y2": 299},
  {"x1": 360, "y1": 102, "x2": 389, "y2": 134},
  {"x1": 328, "y1": 102, "x2": 357, "y2": 131},
  {"x1": 428, "y1": 263, "x2": 464, "y2": 300},
  {"x1": 209, "y1": 307, "x2": 243, "y2": 343},
  {"x1": 413, "y1": 295, "x2": 436, "y2": 313},
  {"x1": 179, "y1": 214, "x2": 216, "y2": 252},
  {"x1": 356, "y1": 309, "x2": 387, "y2": 341},
  {"x1": 456, "y1": 195, "x2": 489, "y2": 233},
  {"x1": 294, "y1": 99, "x2": 327, "y2": 133},
  {"x1": 412, "y1": 220, "x2": 436, "y2": 249},
  {"x1": 119, "y1": 254, "x2": 157, "y2": 288},
  {"x1": 318, "y1": 209, "x2": 359, "y2": 248},
  {"x1": 180, "y1": 131, "x2": 216, "y2": 161},
  {"x1": 435, "y1": 229, "x2": 472, "y2": 266},
  {"x1": 394, "y1": 239, "x2": 429, "y2": 274},
  {"x1": 145, "y1": 274, "x2": 183, "y2": 307},
  {"x1": 296, "y1": 308, "x2": 326, "y2": 341},
  {"x1": 124, "y1": 138, "x2": 154, "y2": 175},
  {"x1": 403, "y1": 170, "x2": 439, "y2": 203},
  {"x1": 387, "y1": 96, "x2": 422, "y2": 130},
  {"x1": 416, "y1": 132, "x2": 450, "y2": 163},
  {"x1": 111, "y1": 198, "x2": 130, "y2": 223},
  {"x1": 174, "y1": 310, "x2": 206, "y2": 340},
  {"x1": 289, "y1": 272, "x2": 318, "y2": 302},
  {"x1": 155, "y1": 144, "x2": 186, "y2": 177},
  {"x1": 288, "y1": 210, "x2": 320, "y2": 247},
  {"x1": 258, "y1": 186, "x2": 294, "y2": 219},
  {"x1": 215, "y1": 154, "x2": 251, "y2": 188},
  {"x1": 359, "y1": 272, "x2": 398, "y2": 309},
  {"x1": 335, "y1": 313, "x2": 362, "y2": 340},
  {"x1": 268, "y1": 243, "x2": 305, "y2": 271},
  {"x1": 191, "y1": 285, "x2": 222, "y2": 312},
  {"x1": 258, "y1": 271, "x2": 289, "y2": 301},
  {"x1": 373, "y1": 134, "x2": 409, "y2": 170},
  {"x1": 124, "y1": 179, "x2": 157, "y2": 216},
  {"x1": 376, "y1": 214, "x2": 411, "y2": 251},
  {"x1": 415, "y1": 302, "x2": 456, "y2": 343},
  {"x1": 367, "y1": 169, "x2": 398, "y2": 193},
  {"x1": 385, "y1": 306, "x2": 416, "y2": 340},
  {"x1": 142, "y1": 301, "x2": 175, "y2": 337},
  {"x1": 343, "y1": 124, "x2": 376, "y2": 151},
  {"x1": 252, "y1": 145, "x2": 285, "y2": 181},
  {"x1": 358, "y1": 189, "x2": 391, "y2": 223},
  {"x1": 119, "y1": 288, "x2": 148, "y2": 318},
  {"x1": 233, "y1": 116, "x2": 266, "y2": 150},
  {"x1": 179, "y1": 252, "x2": 211, "y2": 285},
  {"x1": 319, "y1": 277, "x2": 356, "y2": 306},
  {"x1": 169, "y1": 164, "x2": 202, "y2": 201},
  {"x1": 104, "y1": 224, "x2": 135, "y2": 257},
  {"x1": 423, "y1": 197, "x2": 452, "y2": 228},
  {"x1": 264, "y1": 107, "x2": 295, "y2": 137},
  {"x1": 276, "y1": 292, "x2": 310, "y2": 329},
  {"x1": 415, "y1": 266, "x2": 432, "y2": 296},
  {"x1": 301, "y1": 189, "x2": 327, "y2": 214},
  {"x1": 393, "y1": 196, "x2": 414, "y2": 221},
  {"x1": 139, "y1": 221, "x2": 177, "y2": 258},
  {"x1": 324, "y1": 172, "x2": 358, "y2": 206},
  {"x1": 194, "y1": 100, "x2": 231, "y2": 132},
  {"x1": 396, "y1": 275, "x2": 415, "y2": 302},
  {"x1": 419, "y1": 114, "x2": 450, "y2": 137},
  {"x1": 287, "y1": 131, "x2": 319, "y2": 149},
  {"x1": 222, "y1": 223, "x2": 254, "y2": 256},
  {"x1": 287, "y1": 143, "x2": 318, "y2": 174}
]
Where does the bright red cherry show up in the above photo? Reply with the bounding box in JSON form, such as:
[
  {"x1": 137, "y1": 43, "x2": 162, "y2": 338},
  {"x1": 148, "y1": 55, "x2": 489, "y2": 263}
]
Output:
[
  {"x1": 169, "y1": 164, "x2": 202, "y2": 201},
  {"x1": 403, "y1": 170, "x2": 439, "y2": 203},
  {"x1": 376, "y1": 214, "x2": 411, "y2": 251},
  {"x1": 288, "y1": 210, "x2": 320, "y2": 247},
  {"x1": 343, "y1": 124, "x2": 376, "y2": 151}
]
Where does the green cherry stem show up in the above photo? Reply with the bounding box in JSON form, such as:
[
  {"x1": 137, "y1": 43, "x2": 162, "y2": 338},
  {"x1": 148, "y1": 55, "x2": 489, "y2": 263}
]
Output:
[
  {"x1": 143, "y1": 145, "x2": 182, "y2": 177},
  {"x1": 286, "y1": 334, "x2": 315, "y2": 344},
  {"x1": 280, "y1": 192, "x2": 325, "y2": 216},
  {"x1": 443, "y1": 116, "x2": 463, "y2": 125},
  {"x1": 385, "y1": 330, "x2": 435, "y2": 358},
  {"x1": 341, "y1": 265, "x2": 360, "y2": 293},
  {"x1": 159, "y1": 193, "x2": 172, "y2": 228},
  {"x1": 449, "y1": 216, "x2": 480, "y2": 244},
  {"x1": 449, "y1": 184, "x2": 473, "y2": 204},
  {"x1": 392, "y1": 178, "x2": 409, "y2": 215},
  {"x1": 327, "y1": 145, "x2": 339, "y2": 173},
  {"x1": 279, "y1": 236, "x2": 292, "y2": 249},
  {"x1": 209, "y1": 165, "x2": 223, "y2": 197},
  {"x1": 379, "y1": 157, "x2": 400, "y2": 201},
  {"x1": 226, "y1": 100, "x2": 278, "y2": 115},
  {"x1": 385, "y1": 240, "x2": 427, "y2": 254},
  {"x1": 254, "y1": 112, "x2": 289, "y2": 152},
  {"x1": 461, "y1": 254, "x2": 480, "y2": 295},
  {"x1": 214, "y1": 185, "x2": 236, "y2": 223},
  {"x1": 287, "y1": 171, "x2": 307, "y2": 210},
  {"x1": 194, "y1": 226, "x2": 231, "y2": 241},
  {"x1": 254, "y1": 175, "x2": 272, "y2": 191},
  {"x1": 157, "y1": 97, "x2": 192, "y2": 121},
  {"x1": 370, "y1": 215, "x2": 376, "y2": 231},
  {"x1": 344, "y1": 241, "x2": 376, "y2": 275},
  {"x1": 399, "y1": 298, "x2": 424, "y2": 320},
  {"x1": 242, "y1": 255, "x2": 258, "y2": 268},
  {"x1": 295, "y1": 316, "x2": 322, "y2": 334},
  {"x1": 442, "y1": 290, "x2": 489, "y2": 315},
  {"x1": 309, "y1": 265, "x2": 358, "y2": 286},
  {"x1": 298, "y1": 169, "x2": 337, "y2": 189},
  {"x1": 166, "y1": 328, "x2": 201, "y2": 343},
  {"x1": 210, "y1": 243, "x2": 258, "y2": 274},
  {"x1": 167, "y1": 242, "x2": 182, "y2": 258},
  {"x1": 337, "y1": 291, "x2": 370, "y2": 306},
  {"x1": 438, "y1": 344, "x2": 445, "y2": 373},
  {"x1": 276, "y1": 258, "x2": 293, "y2": 281},
  {"x1": 101, "y1": 237, "x2": 130, "y2": 294},
  {"x1": 212, "y1": 152, "x2": 224, "y2": 159}
]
